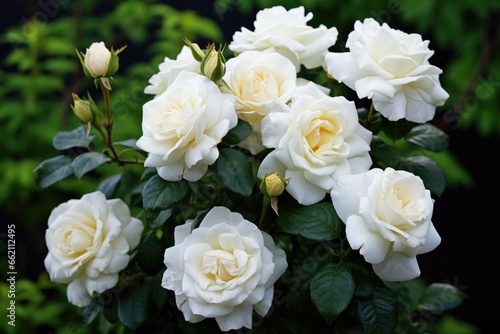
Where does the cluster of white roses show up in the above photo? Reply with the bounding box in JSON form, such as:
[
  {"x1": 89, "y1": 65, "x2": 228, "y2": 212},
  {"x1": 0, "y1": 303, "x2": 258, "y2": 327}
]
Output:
[{"x1": 44, "y1": 5, "x2": 448, "y2": 332}]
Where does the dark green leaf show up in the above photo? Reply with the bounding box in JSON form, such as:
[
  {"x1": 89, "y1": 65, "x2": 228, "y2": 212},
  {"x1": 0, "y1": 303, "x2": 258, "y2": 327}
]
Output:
[
  {"x1": 32, "y1": 155, "x2": 74, "y2": 188},
  {"x1": 102, "y1": 294, "x2": 119, "y2": 323},
  {"x1": 83, "y1": 298, "x2": 102, "y2": 324},
  {"x1": 118, "y1": 283, "x2": 150, "y2": 330},
  {"x1": 97, "y1": 174, "x2": 122, "y2": 198},
  {"x1": 142, "y1": 174, "x2": 190, "y2": 212},
  {"x1": 406, "y1": 124, "x2": 449, "y2": 152},
  {"x1": 71, "y1": 152, "x2": 112, "y2": 178},
  {"x1": 417, "y1": 283, "x2": 467, "y2": 314},
  {"x1": 146, "y1": 209, "x2": 172, "y2": 229},
  {"x1": 397, "y1": 156, "x2": 446, "y2": 196},
  {"x1": 149, "y1": 272, "x2": 168, "y2": 311},
  {"x1": 370, "y1": 136, "x2": 402, "y2": 166},
  {"x1": 310, "y1": 263, "x2": 355, "y2": 323},
  {"x1": 358, "y1": 286, "x2": 398, "y2": 334},
  {"x1": 348, "y1": 263, "x2": 381, "y2": 298},
  {"x1": 277, "y1": 202, "x2": 343, "y2": 240},
  {"x1": 135, "y1": 231, "x2": 165, "y2": 275},
  {"x1": 222, "y1": 119, "x2": 252, "y2": 145},
  {"x1": 215, "y1": 148, "x2": 254, "y2": 197},
  {"x1": 52, "y1": 126, "x2": 93, "y2": 150},
  {"x1": 381, "y1": 118, "x2": 417, "y2": 140}
]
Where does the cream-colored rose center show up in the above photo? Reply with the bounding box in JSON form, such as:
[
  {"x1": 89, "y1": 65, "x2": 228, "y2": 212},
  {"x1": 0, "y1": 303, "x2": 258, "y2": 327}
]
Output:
[
  {"x1": 58, "y1": 223, "x2": 95, "y2": 257},
  {"x1": 378, "y1": 181, "x2": 427, "y2": 229},
  {"x1": 201, "y1": 249, "x2": 248, "y2": 284},
  {"x1": 305, "y1": 116, "x2": 339, "y2": 152}
]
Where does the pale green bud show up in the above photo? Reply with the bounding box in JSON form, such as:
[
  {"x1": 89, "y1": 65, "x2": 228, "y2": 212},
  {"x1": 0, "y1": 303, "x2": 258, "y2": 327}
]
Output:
[
  {"x1": 71, "y1": 93, "x2": 92, "y2": 124},
  {"x1": 200, "y1": 43, "x2": 226, "y2": 82}
]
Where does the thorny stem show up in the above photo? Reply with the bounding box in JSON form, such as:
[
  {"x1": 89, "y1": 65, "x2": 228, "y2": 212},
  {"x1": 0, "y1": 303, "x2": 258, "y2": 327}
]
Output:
[
  {"x1": 98, "y1": 79, "x2": 143, "y2": 166},
  {"x1": 258, "y1": 195, "x2": 271, "y2": 228},
  {"x1": 365, "y1": 102, "x2": 375, "y2": 127}
]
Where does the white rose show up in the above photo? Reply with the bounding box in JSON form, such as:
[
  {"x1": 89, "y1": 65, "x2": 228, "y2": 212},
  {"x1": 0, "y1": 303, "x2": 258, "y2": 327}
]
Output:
[
  {"x1": 330, "y1": 167, "x2": 441, "y2": 281},
  {"x1": 220, "y1": 50, "x2": 297, "y2": 154},
  {"x1": 136, "y1": 71, "x2": 237, "y2": 182},
  {"x1": 229, "y1": 6, "x2": 338, "y2": 72},
  {"x1": 144, "y1": 45, "x2": 200, "y2": 96},
  {"x1": 325, "y1": 18, "x2": 449, "y2": 123},
  {"x1": 84, "y1": 42, "x2": 112, "y2": 77},
  {"x1": 162, "y1": 206, "x2": 288, "y2": 332},
  {"x1": 44, "y1": 191, "x2": 144, "y2": 307},
  {"x1": 257, "y1": 83, "x2": 372, "y2": 205}
]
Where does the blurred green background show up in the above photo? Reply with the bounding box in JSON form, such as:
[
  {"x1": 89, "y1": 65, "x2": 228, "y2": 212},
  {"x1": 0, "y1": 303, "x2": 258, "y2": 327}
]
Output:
[{"x1": 1, "y1": 0, "x2": 499, "y2": 333}]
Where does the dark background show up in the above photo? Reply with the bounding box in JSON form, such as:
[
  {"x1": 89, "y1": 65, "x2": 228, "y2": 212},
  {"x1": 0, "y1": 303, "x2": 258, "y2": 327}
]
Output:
[{"x1": 2, "y1": 0, "x2": 499, "y2": 333}]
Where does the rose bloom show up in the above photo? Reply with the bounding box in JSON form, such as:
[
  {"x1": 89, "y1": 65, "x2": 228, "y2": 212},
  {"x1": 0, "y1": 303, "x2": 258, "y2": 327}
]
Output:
[
  {"x1": 162, "y1": 206, "x2": 288, "y2": 332},
  {"x1": 84, "y1": 41, "x2": 111, "y2": 77},
  {"x1": 136, "y1": 71, "x2": 237, "y2": 182},
  {"x1": 330, "y1": 167, "x2": 441, "y2": 281},
  {"x1": 229, "y1": 6, "x2": 338, "y2": 72},
  {"x1": 220, "y1": 50, "x2": 297, "y2": 154},
  {"x1": 44, "y1": 191, "x2": 144, "y2": 307},
  {"x1": 325, "y1": 18, "x2": 449, "y2": 123},
  {"x1": 144, "y1": 45, "x2": 200, "y2": 97},
  {"x1": 257, "y1": 82, "x2": 372, "y2": 205}
]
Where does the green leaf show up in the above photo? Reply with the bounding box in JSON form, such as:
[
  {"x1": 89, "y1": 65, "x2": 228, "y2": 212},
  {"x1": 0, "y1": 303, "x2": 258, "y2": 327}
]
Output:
[
  {"x1": 417, "y1": 283, "x2": 467, "y2": 314},
  {"x1": 215, "y1": 148, "x2": 255, "y2": 197},
  {"x1": 118, "y1": 283, "x2": 150, "y2": 330},
  {"x1": 406, "y1": 124, "x2": 449, "y2": 152},
  {"x1": 52, "y1": 126, "x2": 94, "y2": 150},
  {"x1": 222, "y1": 119, "x2": 252, "y2": 145},
  {"x1": 135, "y1": 231, "x2": 165, "y2": 275},
  {"x1": 142, "y1": 174, "x2": 190, "y2": 212},
  {"x1": 32, "y1": 155, "x2": 74, "y2": 188},
  {"x1": 381, "y1": 118, "x2": 417, "y2": 140},
  {"x1": 396, "y1": 156, "x2": 446, "y2": 196},
  {"x1": 97, "y1": 174, "x2": 122, "y2": 198},
  {"x1": 370, "y1": 136, "x2": 402, "y2": 166},
  {"x1": 146, "y1": 209, "x2": 172, "y2": 229},
  {"x1": 358, "y1": 286, "x2": 398, "y2": 334},
  {"x1": 71, "y1": 152, "x2": 112, "y2": 179},
  {"x1": 83, "y1": 298, "x2": 102, "y2": 324},
  {"x1": 310, "y1": 263, "x2": 355, "y2": 324},
  {"x1": 277, "y1": 202, "x2": 343, "y2": 241},
  {"x1": 149, "y1": 272, "x2": 168, "y2": 311}
]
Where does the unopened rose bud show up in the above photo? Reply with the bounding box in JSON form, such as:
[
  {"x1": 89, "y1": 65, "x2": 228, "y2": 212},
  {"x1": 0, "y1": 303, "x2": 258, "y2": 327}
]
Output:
[
  {"x1": 71, "y1": 93, "x2": 92, "y2": 124},
  {"x1": 84, "y1": 42, "x2": 111, "y2": 77},
  {"x1": 76, "y1": 42, "x2": 126, "y2": 79},
  {"x1": 201, "y1": 43, "x2": 226, "y2": 81},
  {"x1": 259, "y1": 172, "x2": 289, "y2": 197}
]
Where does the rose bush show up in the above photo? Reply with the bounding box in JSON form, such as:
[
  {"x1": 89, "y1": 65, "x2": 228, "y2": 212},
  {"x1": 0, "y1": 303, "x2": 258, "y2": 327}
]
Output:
[
  {"x1": 44, "y1": 191, "x2": 144, "y2": 307},
  {"x1": 162, "y1": 206, "x2": 288, "y2": 332},
  {"x1": 257, "y1": 82, "x2": 372, "y2": 205},
  {"x1": 325, "y1": 18, "x2": 449, "y2": 123},
  {"x1": 34, "y1": 4, "x2": 468, "y2": 333},
  {"x1": 330, "y1": 167, "x2": 441, "y2": 281},
  {"x1": 136, "y1": 71, "x2": 237, "y2": 182}
]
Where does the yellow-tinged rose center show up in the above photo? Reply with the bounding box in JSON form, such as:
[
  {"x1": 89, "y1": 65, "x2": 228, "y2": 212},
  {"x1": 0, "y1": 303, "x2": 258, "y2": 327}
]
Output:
[
  {"x1": 58, "y1": 223, "x2": 95, "y2": 257},
  {"x1": 305, "y1": 116, "x2": 339, "y2": 152},
  {"x1": 201, "y1": 249, "x2": 248, "y2": 284}
]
